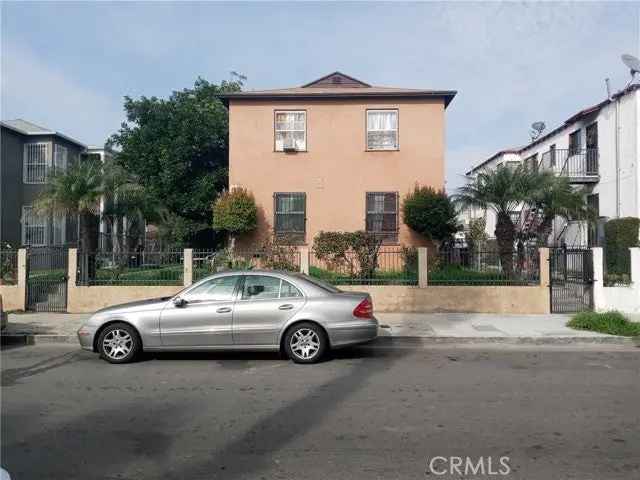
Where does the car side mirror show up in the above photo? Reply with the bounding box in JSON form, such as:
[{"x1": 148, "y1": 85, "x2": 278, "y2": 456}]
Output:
[
  {"x1": 173, "y1": 297, "x2": 187, "y2": 308},
  {"x1": 246, "y1": 285, "x2": 265, "y2": 296}
]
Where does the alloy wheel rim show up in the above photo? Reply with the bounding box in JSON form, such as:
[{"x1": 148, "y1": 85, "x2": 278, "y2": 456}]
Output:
[
  {"x1": 290, "y1": 328, "x2": 320, "y2": 360},
  {"x1": 102, "y1": 329, "x2": 133, "y2": 360}
]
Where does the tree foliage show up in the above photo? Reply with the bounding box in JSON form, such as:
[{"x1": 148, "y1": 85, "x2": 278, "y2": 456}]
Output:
[
  {"x1": 109, "y1": 77, "x2": 242, "y2": 247},
  {"x1": 402, "y1": 185, "x2": 459, "y2": 242},
  {"x1": 212, "y1": 188, "x2": 258, "y2": 249}
]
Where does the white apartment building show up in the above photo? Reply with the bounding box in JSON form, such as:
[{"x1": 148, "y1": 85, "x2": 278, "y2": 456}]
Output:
[{"x1": 463, "y1": 83, "x2": 640, "y2": 246}]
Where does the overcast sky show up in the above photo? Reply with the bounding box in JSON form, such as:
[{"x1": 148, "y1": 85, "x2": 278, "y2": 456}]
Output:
[{"x1": 2, "y1": 1, "x2": 639, "y2": 190}]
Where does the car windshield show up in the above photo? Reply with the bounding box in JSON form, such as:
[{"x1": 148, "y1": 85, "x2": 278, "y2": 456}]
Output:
[{"x1": 295, "y1": 273, "x2": 342, "y2": 293}]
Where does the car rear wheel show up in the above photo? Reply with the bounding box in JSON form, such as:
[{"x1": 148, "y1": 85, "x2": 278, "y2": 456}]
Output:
[
  {"x1": 97, "y1": 322, "x2": 141, "y2": 364},
  {"x1": 284, "y1": 322, "x2": 327, "y2": 364}
]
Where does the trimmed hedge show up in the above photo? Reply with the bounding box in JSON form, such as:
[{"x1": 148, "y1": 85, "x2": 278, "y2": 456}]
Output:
[{"x1": 604, "y1": 217, "x2": 639, "y2": 277}]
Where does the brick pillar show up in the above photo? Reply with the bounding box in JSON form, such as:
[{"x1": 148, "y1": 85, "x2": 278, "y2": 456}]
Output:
[
  {"x1": 418, "y1": 247, "x2": 428, "y2": 288},
  {"x1": 299, "y1": 246, "x2": 309, "y2": 275},
  {"x1": 183, "y1": 249, "x2": 193, "y2": 286}
]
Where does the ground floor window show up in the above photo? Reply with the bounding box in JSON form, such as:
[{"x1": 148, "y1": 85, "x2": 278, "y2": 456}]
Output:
[
  {"x1": 274, "y1": 192, "x2": 306, "y2": 242},
  {"x1": 21, "y1": 206, "x2": 49, "y2": 246},
  {"x1": 366, "y1": 192, "x2": 399, "y2": 243}
]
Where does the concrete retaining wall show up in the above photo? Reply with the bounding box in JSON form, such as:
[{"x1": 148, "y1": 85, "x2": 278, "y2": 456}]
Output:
[
  {"x1": 593, "y1": 247, "x2": 640, "y2": 314},
  {"x1": 341, "y1": 285, "x2": 549, "y2": 314}
]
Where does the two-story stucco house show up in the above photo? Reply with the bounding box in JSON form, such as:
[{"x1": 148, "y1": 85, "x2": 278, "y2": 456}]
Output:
[
  {"x1": 221, "y1": 72, "x2": 456, "y2": 248},
  {"x1": 0, "y1": 119, "x2": 86, "y2": 247}
]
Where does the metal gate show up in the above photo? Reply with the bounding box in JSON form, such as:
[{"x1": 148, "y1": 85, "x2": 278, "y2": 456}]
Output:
[
  {"x1": 549, "y1": 247, "x2": 593, "y2": 313},
  {"x1": 26, "y1": 246, "x2": 68, "y2": 312}
]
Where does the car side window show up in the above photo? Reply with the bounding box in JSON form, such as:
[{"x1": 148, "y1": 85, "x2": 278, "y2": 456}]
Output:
[
  {"x1": 184, "y1": 276, "x2": 239, "y2": 302},
  {"x1": 280, "y1": 280, "x2": 302, "y2": 298},
  {"x1": 242, "y1": 275, "x2": 281, "y2": 300}
]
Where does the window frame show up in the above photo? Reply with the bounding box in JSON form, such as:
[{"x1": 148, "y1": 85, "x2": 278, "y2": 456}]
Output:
[
  {"x1": 274, "y1": 110, "x2": 307, "y2": 152},
  {"x1": 366, "y1": 109, "x2": 399, "y2": 151},
  {"x1": 568, "y1": 129, "x2": 582, "y2": 156},
  {"x1": 23, "y1": 142, "x2": 50, "y2": 184},
  {"x1": 53, "y1": 144, "x2": 68, "y2": 172},
  {"x1": 365, "y1": 191, "x2": 399, "y2": 244},
  {"x1": 238, "y1": 274, "x2": 305, "y2": 302},
  {"x1": 273, "y1": 192, "x2": 306, "y2": 243},
  {"x1": 21, "y1": 205, "x2": 49, "y2": 246}
]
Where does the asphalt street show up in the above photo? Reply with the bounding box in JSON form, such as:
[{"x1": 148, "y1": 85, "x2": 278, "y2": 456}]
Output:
[{"x1": 1, "y1": 343, "x2": 639, "y2": 479}]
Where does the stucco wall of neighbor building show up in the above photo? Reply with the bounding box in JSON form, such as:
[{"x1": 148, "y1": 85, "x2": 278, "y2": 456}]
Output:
[
  {"x1": 340, "y1": 285, "x2": 549, "y2": 314},
  {"x1": 228, "y1": 98, "x2": 445, "y2": 248}
]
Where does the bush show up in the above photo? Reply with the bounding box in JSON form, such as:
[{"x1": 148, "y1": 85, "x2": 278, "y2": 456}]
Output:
[
  {"x1": 402, "y1": 246, "x2": 418, "y2": 278},
  {"x1": 403, "y1": 185, "x2": 459, "y2": 242},
  {"x1": 212, "y1": 188, "x2": 257, "y2": 236},
  {"x1": 312, "y1": 230, "x2": 383, "y2": 278},
  {"x1": 467, "y1": 217, "x2": 488, "y2": 251},
  {"x1": 567, "y1": 311, "x2": 640, "y2": 337},
  {"x1": 604, "y1": 217, "x2": 639, "y2": 277}
]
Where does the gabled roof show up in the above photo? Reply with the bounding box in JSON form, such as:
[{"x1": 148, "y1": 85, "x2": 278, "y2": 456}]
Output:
[
  {"x1": 0, "y1": 118, "x2": 86, "y2": 148},
  {"x1": 220, "y1": 72, "x2": 457, "y2": 108}
]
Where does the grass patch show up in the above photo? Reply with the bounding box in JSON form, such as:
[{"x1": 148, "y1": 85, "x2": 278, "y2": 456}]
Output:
[{"x1": 567, "y1": 311, "x2": 640, "y2": 337}]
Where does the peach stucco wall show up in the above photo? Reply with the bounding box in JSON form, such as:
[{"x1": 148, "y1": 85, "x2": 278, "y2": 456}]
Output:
[{"x1": 228, "y1": 98, "x2": 446, "y2": 248}]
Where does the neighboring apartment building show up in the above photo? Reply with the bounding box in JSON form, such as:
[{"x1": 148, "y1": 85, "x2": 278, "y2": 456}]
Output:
[
  {"x1": 463, "y1": 83, "x2": 640, "y2": 246},
  {"x1": 0, "y1": 119, "x2": 86, "y2": 247},
  {"x1": 221, "y1": 72, "x2": 456, "y2": 247}
]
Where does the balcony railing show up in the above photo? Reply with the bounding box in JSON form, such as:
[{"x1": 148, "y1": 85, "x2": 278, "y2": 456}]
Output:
[{"x1": 538, "y1": 148, "x2": 599, "y2": 182}]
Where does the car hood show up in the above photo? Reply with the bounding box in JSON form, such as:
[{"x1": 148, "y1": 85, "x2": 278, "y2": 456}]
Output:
[{"x1": 95, "y1": 297, "x2": 172, "y2": 315}]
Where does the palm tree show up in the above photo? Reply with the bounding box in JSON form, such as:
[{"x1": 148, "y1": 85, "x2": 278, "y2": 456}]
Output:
[
  {"x1": 530, "y1": 174, "x2": 592, "y2": 245},
  {"x1": 455, "y1": 165, "x2": 540, "y2": 275},
  {"x1": 34, "y1": 158, "x2": 103, "y2": 251}
]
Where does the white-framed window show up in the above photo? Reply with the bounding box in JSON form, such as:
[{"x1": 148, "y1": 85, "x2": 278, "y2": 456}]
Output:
[
  {"x1": 21, "y1": 206, "x2": 48, "y2": 246},
  {"x1": 366, "y1": 109, "x2": 398, "y2": 150},
  {"x1": 274, "y1": 111, "x2": 306, "y2": 151},
  {"x1": 53, "y1": 144, "x2": 68, "y2": 172},
  {"x1": 23, "y1": 143, "x2": 49, "y2": 184}
]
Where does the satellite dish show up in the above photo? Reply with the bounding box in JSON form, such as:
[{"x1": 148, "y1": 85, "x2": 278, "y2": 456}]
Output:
[
  {"x1": 529, "y1": 121, "x2": 546, "y2": 141},
  {"x1": 621, "y1": 54, "x2": 640, "y2": 87}
]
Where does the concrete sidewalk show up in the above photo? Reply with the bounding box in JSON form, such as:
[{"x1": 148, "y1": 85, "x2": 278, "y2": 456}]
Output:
[{"x1": 2, "y1": 311, "x2": 638, "y2": 346}]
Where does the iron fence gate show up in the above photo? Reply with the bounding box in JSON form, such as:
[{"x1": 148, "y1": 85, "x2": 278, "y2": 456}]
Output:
[
  {"x1": 26, "y1": 246, "x2": 68, "y2": 312},
  {"x1": 549, "y1": 247, "x2": 593, "y2": 313}
]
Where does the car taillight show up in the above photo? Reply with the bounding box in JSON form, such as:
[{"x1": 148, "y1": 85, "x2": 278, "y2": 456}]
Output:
[{"x1": 353, "y1": 297, "x2": 373, "y2": 319}]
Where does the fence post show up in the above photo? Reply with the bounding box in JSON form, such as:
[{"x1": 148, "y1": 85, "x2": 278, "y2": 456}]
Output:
[
  {"x1": 418, "y1": 247, "x2": 428, "y2": 288},
  {"x1": 17, "y1": 248, "x2": 27, "y2": 311},
  {"x1": 299, "y1": 246, "x2": 309, "y2": 275},
  {"x1": 183, "y1": 249, "x2": 193, "y2": 287},
  {"x1": 538, "y1": 247, "x2": 550, "y2": 287},
  {"x1": 591, "y1": 247, "x2": 605, "y2": 311}
]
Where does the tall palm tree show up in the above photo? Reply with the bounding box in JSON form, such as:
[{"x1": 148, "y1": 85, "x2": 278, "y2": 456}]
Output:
[
  {"x1": 530, "y1": 174, "x2": 592, "y2": 246},
  {"x1": 455, "y1": 165, "x2": 540, "y2": 275},
  {"x1": 34, "y1": 158, "x2": 103, "y2": 251}
]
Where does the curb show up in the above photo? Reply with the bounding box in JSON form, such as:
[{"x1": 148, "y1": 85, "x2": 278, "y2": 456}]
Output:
[{"x1": 2, "y1": 334, "x2": 638, "y2": 347}]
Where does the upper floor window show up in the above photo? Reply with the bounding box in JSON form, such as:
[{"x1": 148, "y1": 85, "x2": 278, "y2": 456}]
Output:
[
  {"x1": 568, "y1": 129, "x2": 581, "y2": 156},
  {"x1": 274, "y1": 192, "x2": 306, "y2": 242},
  {"x1": 275, "y1": 111, "x2": 306, "y2": 151},
  {"x1": 21, "y1": 206, "x2": 48, "y2": 246},
  {"x1": 366, "y1": 192, "x2": 398, "y2": 243},
  {"x1": 23, "y1": 143, "x2": 49, "y2": 184},
  {"x1": 366, "y1": 110, "x2": 398, "y2": 150},
  {"x1": 53, "y1": 144, "x2": 68, "y2": 172}
]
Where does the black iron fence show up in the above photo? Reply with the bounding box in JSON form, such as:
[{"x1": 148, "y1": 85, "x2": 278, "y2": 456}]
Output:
[
  {"x1": 193, "y1": 248, "x2": 301, "y2": 282},
  {"x1": 310, "y1": 247, "x2": 418, "y2": 285},
  {"x1": 0, "y1": 249, "x2": 18, "y2": 285},
  {"x1": 77, "y1": 250, "x2": 184, "y2": 286},
  {"x1": 539, "y1": 148, "x2": 599, "y2": 179},
  {"x1": 429, "y1": 247, "x2": 540, "y2": 286},
  {"x1": 26, "y1": 246, "x2": 68, "y2": 312},
  {"x1": 604, "y1": 247, "x2": 632, "y2": 286}
]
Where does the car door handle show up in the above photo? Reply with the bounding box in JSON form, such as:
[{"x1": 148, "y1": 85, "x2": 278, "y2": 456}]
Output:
[
  {"x1": 216, "y1": 307, "x2": 232, "y2": 313},
  {"x1": 278, "y1": 304, "x2": 294, "y2": 310}
]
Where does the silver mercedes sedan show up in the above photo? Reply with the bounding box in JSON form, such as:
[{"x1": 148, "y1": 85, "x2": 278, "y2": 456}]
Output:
[{"x1": 77, "y1": 271, "x2": 378, "y2": 364}]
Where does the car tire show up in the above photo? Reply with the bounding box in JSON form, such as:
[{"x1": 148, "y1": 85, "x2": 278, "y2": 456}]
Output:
[
  {"x1": 97, "y1": 322, "x2": 141, "y2": 364},
  {"x1": 284, "y1": 322, "x2": 328, "y2": 364}
]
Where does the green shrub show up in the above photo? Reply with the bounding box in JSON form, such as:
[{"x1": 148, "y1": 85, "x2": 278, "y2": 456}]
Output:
[
  {"x1": 604, "y1": 217, "x2": 639, "y2": 276},
  {"x1": 402, "y1": 185, "x2": 459, "y2": 242},
  {"x1": 567, "y1": 311, "x2": 640, "y2": 337},
  {"x1": 212, "y1": 188, "x2": 257, "y2": 239},
  {"x1": 467, "y1": 217, "x2": 488, "y2": 251},
  {"x1": 402, "y1": 246, "x2": 418, "y2": 278},
  {"x1": 312, "y1": 230, "x2": 382, "y2": 278}
]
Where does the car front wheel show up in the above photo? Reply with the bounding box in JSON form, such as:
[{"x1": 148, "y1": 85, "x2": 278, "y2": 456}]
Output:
[
  {"x1": 97, "y1": 322, "x2": 141, "y2": 364},
  {"x1": 284, "y1": 322, "x2": 328, "y2": 364}
]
